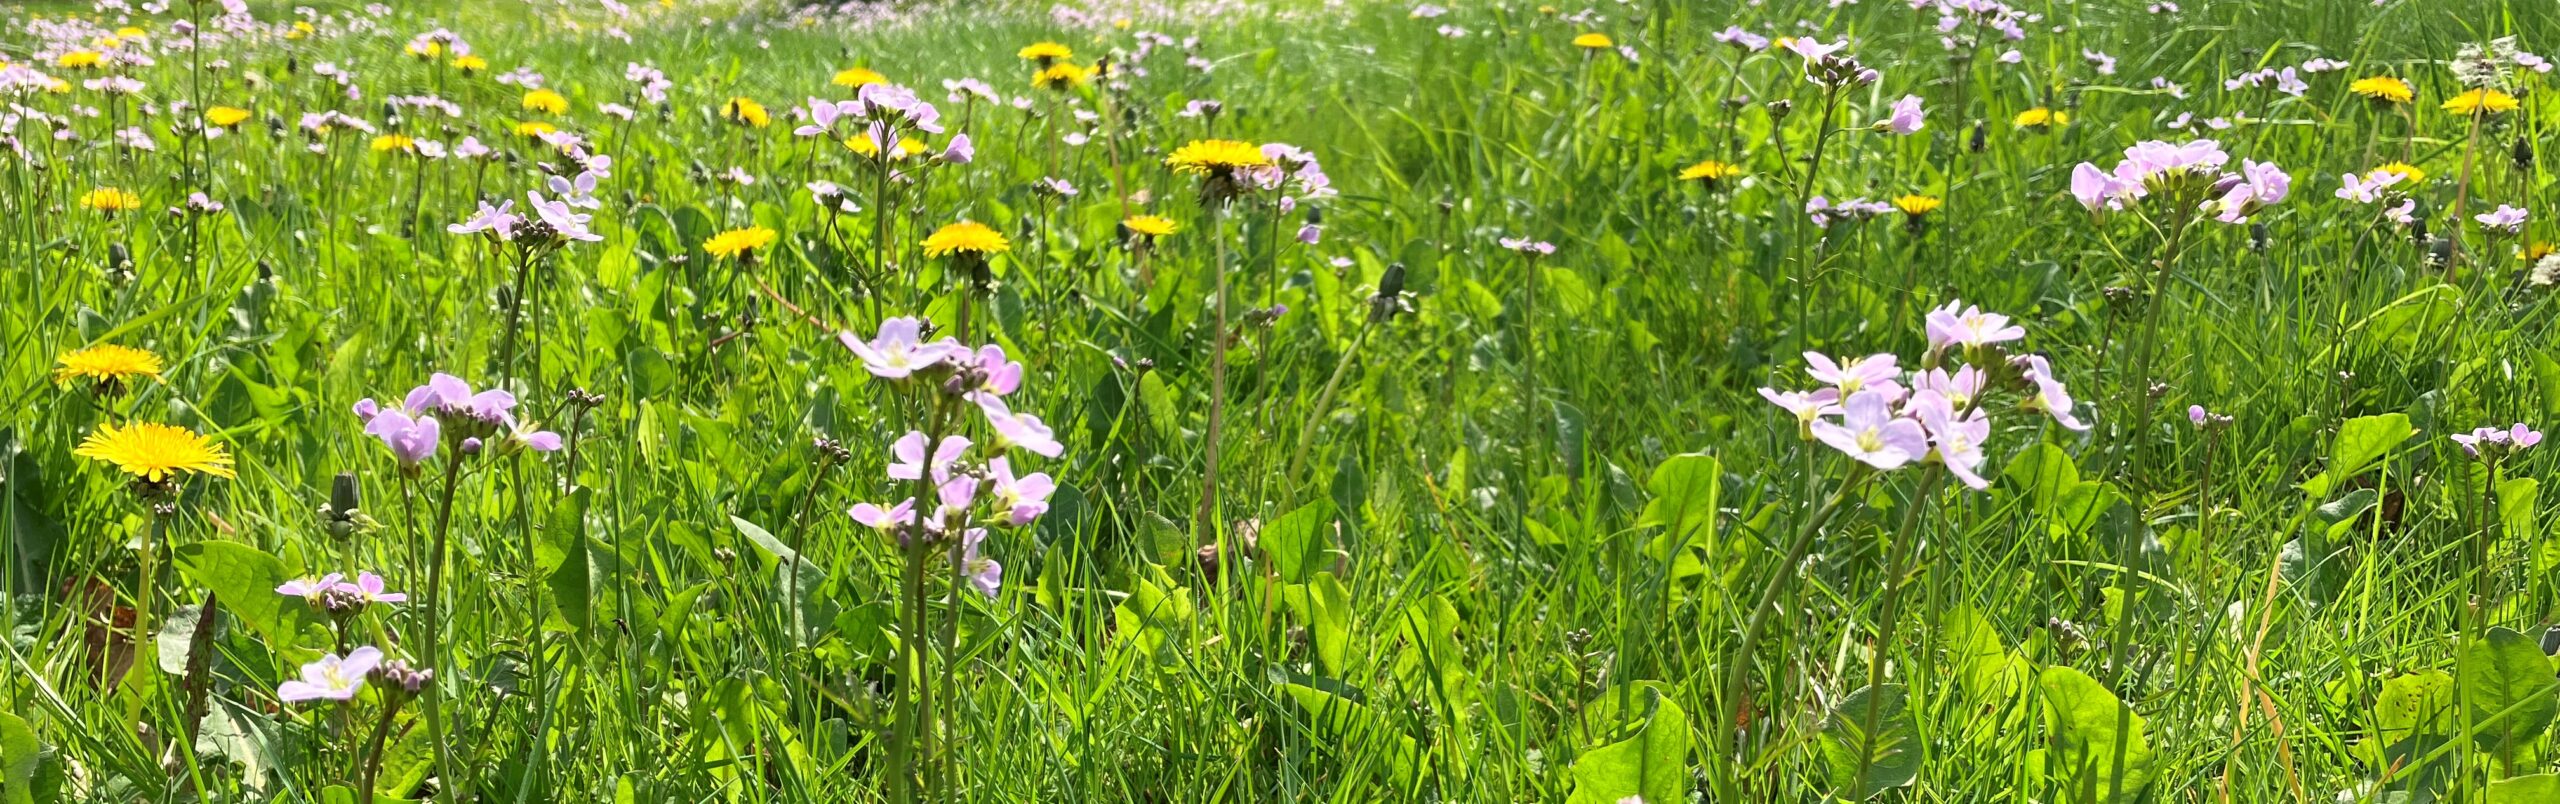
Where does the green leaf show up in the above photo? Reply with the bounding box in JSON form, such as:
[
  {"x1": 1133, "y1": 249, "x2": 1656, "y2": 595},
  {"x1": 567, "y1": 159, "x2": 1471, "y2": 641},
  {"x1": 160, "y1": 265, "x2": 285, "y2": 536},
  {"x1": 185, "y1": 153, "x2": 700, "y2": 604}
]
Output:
[
  {"x1": 2499, "y1": 478, "x2": 2543, "y2": 568},
  {"x1": 1819, "y1": 684, "x2": 1921, "y2": 800},
  {"x1": 2301, "y1": 413, "x2": 2413, "y2": 497},
  {"x1": 1279, "y1": 682, "x2": 1419, "y2": 785},
  {"x1": 2489, "y1": 773, "x2": 2560, "y2": 803},
  {"x1": 1566, "y1": 684, "x2": 1691, "y2": 804},
  {"x1": 1113, "y1": 575, "x2": 1194, "y2": 662},
  {"x1": 174, "y1": 542, "x2": 316, "y2": 648},
  {"x1": 0, "y1": 712, "x2": 38, "y2": 804},
  {"x1": 1942, "y1": 605, "x2": 2024, "y2": 704},
  {"x1": 2464, "y1": 626, "x2": 2559, "y2": 751},
  {"x1": 2039, "y1": 666, "x2": 2154, "y2": 803},
  {"x1": 1637, "y1": 454, "x2": 1721, "y2": 557},
  {"x1": 2378, "y1": 669, "x2": 2457, "y2": 745},
  {"x1": 1260, "y1": 499, "x2": 1337, "y2": 584},
  {"x1": 1279, "y1": 572, "x2": 1352, "y2": 675}
]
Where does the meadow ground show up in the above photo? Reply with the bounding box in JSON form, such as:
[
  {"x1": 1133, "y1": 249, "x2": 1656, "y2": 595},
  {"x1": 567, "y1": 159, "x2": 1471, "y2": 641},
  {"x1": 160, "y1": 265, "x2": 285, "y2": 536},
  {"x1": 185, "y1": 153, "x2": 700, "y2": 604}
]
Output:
[{"x1": 4, "y1": 0, "x2": 2560, "y2": 801}]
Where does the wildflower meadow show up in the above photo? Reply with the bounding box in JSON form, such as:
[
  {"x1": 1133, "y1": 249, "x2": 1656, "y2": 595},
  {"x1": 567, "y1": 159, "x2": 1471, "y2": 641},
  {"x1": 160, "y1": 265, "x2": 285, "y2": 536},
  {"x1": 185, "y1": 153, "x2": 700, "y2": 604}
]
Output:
[{"x1": 5, "y1": 0, "x2": 2560, "y2": 800}]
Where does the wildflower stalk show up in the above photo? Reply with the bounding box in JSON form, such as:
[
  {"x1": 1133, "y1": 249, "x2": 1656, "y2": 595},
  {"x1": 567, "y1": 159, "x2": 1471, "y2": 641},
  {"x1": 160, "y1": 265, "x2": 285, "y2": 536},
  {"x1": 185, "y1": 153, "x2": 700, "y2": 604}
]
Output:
[
  {"x1": 2450, "y1": 111, "x2": 2485, "y2": 283},
  {"x1": 1288, "y1": 316, "x2": 1376, "y2": 485},
  {"x1": 178, "y1": 592, "x2": 221, "y2": 744},
  {"x1": 888, "y1": 395, "x2": 956, "y2": 804},
  {"x1": 419, "y1": 457, "x2": 468, "y2": 804},
  {"x1": 1519, "y1": 249, "x2": 1544, "y2": 473},
  {"x1": 1789, "y1": 84, "x2": 1845, "y2": 331},
  {"x1": 1849, "y1": 465, "x2": 1944, "y2": 795},
  {"x1": 1711, "y1": 461, "x2": 1867, "y2": 800},
  {"x1": 1195, "y1": 208, "x2": 1233, "y2": 542},
  {"x1": 355, "y1": 695, "x2": 409, "y2": 804}
]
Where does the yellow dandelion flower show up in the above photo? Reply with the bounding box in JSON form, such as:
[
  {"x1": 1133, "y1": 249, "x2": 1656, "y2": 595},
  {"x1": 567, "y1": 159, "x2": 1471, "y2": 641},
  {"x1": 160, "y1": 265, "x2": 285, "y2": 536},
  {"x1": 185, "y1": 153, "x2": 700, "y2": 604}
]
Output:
[
  {"x1": 514, "y1": 120, "x2": 557, "y2": 138},
  {"x1": 1893, "y1": 195, "x2": 1943, "y2": 216},
  {"x1": 703, "y1": 227, "x2": 778, "y2": 259},
  {"x1": 832, "y1": 67, "x2": 887, "y2": 87},
  {"x1": 370, "y1": 134, "x2": 417, "y2": 153},
  {"x1": 287, "y1": 20, "x2": 314, "y2": 39},
  {"x1": 79, "y1": 187, "x2": 140, "y2": 213},
  {"x1": 1033, "y1": 63, "x2": 1091, "y2": 91},
  {"x1": 1123, "y1": 214, "x2": 1179, "y2": 238},
  {"x1": 46, "y1": 78, "x2": 70, "y2": 95},
  {"x1": 2012, "y1": 107, "x2": 2068, "y2": 129},
  {"x1": 722, "y1": 96, "x2": 770, "y2": 127},
  {"x1": 451, "y1": 55, "x2": 488, "y2": 74},
  {"x1": 205, "y1": 106, "x2": 252, "y2": 128},
  {"x1": 56, "y1": 51, "x2": 102, "y2": 69},
  {"x1": 522, "y1": 88, "x2": 569, "y2": 115},
  {"x1": 922, "y1": 221, "x2": 1011, "y2": 258},
  {"x1": 1572, "y1": 32, "x2": 1614, "y2": 49},
  {"x1": 2525, "y1": 241, "x2": 2559, "y2": 262},
  {"x1": 2372, "y1": 161, "x2": 2426, "y2": 183},
  {"x1": 53, "y1": 343, "x2": 163, "y2": 387},
  {"x1": 2442, "y1": 87, "x2": 2519, "y2": 116},
  {"x1": 1678, "y1": 159, "x2": 1745, "y2": 184},
  {"x1": 115, "y1": 26, "x2": 146, "y2": 39},
  {"x1": 405, "y1": 40, "x2": 442, "y2": 60},
  {"x1": 1018, "y1": 42, "x2": 1072, "y2": 62},
  {"x1": 74, "y1": 421, "x2": 235, "y2": 482},
  {"x1": 2348, "y1": 75, "x2": 2413, "y2": 104},
  {"x1": 1165, "y1": 139, "x2": 1270, "y2": 175}
]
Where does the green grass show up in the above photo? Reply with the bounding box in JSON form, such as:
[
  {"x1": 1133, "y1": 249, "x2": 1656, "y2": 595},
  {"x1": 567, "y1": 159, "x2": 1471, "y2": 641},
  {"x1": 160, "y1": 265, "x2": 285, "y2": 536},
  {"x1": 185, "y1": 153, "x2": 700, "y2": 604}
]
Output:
[{"x1": 2, "y1": 0, "x2": 2559, "y2": 801}]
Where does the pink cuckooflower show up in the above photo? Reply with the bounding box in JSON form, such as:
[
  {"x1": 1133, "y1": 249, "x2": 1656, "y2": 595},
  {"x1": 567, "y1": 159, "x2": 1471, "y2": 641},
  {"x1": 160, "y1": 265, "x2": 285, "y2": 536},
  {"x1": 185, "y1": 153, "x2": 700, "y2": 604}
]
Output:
[
  {"x1": 1809, "y1": 389, "x2": 1929, "y2": 470},
  {"x1": 2016, "y1": 354, "x2": 2090, "y2": 431},
  {"x1": 1804, "y1": 351, "x2": 1904, "y2": 399},
  {"x1": 278, "y1": 646, "x2": 383, "y2": 703},
  {"x1": 889, "y1": 431, "x2": 971, "y2": 482},
  {"x1": 838, "y1": 317, "x2": 963, "y2": 379},
  {"x1": 334, "y1": 571, "x2": 408, "y2": 605},
  {"x1": 1877, "y1": 94, "x2": 1924, "y2": 135},
  {"x1": 1924, "y1": 301, "x2": 2027, "y2": 351},
  {"x1": 276, "y1": 572, "x2": 348, "y2": 600}
]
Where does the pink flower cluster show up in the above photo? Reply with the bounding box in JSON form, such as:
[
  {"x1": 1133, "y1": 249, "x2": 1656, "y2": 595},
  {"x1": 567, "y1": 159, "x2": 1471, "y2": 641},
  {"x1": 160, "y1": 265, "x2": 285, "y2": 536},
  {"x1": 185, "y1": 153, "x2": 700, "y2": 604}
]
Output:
[{"x1": 1760, "y1": 301, "x2": 2085, "y2": 489}]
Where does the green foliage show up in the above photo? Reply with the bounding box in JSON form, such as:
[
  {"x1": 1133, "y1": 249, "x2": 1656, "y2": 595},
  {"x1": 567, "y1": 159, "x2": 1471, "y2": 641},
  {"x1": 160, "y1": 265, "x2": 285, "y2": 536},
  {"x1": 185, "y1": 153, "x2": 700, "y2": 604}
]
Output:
[{"x1": 2039, "y1": 666, "x2": 2154, "y2": 804}]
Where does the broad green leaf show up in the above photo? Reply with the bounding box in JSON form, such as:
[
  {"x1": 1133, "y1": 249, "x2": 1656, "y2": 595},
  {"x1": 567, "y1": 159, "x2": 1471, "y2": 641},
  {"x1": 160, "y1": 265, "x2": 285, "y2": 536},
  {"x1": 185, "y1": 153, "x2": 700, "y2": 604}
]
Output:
[
  {"x1": 174, "y1": 542, "x2": 316, "y2": 648},
  {"x1": 1637, "y1": 453, "x2": 1721, "y2": 558},
  {"x1": 2538, "y1": 352, "x2": 2560, "y2": 419},
  {"x1": 0, "y1": 712, "x2": 37, "y2": 804},
  {"x1": 1942, "y1": 605, "x2": 2024, "y2": 704},
  {"x1": 1819, "y1": 684, "x2": 1921, "y2": 800},
  {"x1": 2301, "y1": 413, "x2": 2412, "y2": 497},
  {"x1": 2490, "y1": 773, "x2": 2560, "y2": 803},
  {"x1": 2377, "y1": 669, "x2": 2456, "y2": 745},
  {"x1": 1260, "y1": 499, "x2": 1337, "y2": 584},
  {"x1": 1113, "y1": 575, "x2": 1194, "y2": 662},
  {"x1": 2039, "y1": 666, "x2": 2154, "y2": 803},
  {"x1": 1279, "y1": 572, "x2": 1352, "y2": 675},
  {"x1": 1280, "y1": 682, "x2": 1419, "y2": 786},
  {"x1": 2464, "y1": 626, "x2": 2558, "y2": 752},
  {"x1": 1566, "y1": 684, "x2": 1690, "y2": 804}
]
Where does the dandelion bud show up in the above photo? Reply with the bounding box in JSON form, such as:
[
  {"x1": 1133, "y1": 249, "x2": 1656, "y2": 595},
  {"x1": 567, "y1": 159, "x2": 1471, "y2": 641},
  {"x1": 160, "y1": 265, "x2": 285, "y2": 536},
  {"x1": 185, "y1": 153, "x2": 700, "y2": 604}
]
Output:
[
  {"x1": 107, "y1": 242, "x2": 131, "y2": 274},
  {"x1": 2249, "y1": 222, "x2": 2268, "y2": 253},
  {"x1": 1370, "y1": 262, "x2": 1409, "y2": 323},
  {"x1": 285, "y1": 56, "x2": 298, "y2": 75},
  {"x1": 1968, "y1": 121, "x2": 1987, "y2": 153},
  {"x1": 2516, "y1": 135, "x2": 2536, "y2": 171},
  {"x1": 2426, "y1": 236, "x2": 2455, "y2": 267}
]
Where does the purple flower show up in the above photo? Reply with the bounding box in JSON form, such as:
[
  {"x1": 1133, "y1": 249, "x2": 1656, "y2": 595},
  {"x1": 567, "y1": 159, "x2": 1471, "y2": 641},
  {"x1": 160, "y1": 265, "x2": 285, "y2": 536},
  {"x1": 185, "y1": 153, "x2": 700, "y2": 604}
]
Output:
[
  {"x1": 961, "y1": 528, "x2": 1002, "y2": 599},
  {"x1": 1714, "y1": 26, "x2": 1769, "y2": 50},
  {"x1": 1810, "y1": 389, "x2": 1929, "y2": 470},
  {"x1": 1804, "y1": 351, "x2": 1904, "y2": 399},
  {"x1": 850, "y1": 499, "x2": 918, "y2": 531},
  {"x1": 278, "y1": 646, "x2": 382, "y2": 703},
  {"x1": 2476, "y1": 205, "x2": 2529, "y2": 234},
  {"x1": 1760, "y1": 386, "x2": 1840, "y2": 439},
  {"x1": 334, "y1": 571, "x2": 408, "y2": 605},
  {"x1": 889, "y1": 431, "x2": 971, "y2": 481},
  {"x1": 447, "y1": 199, "x2": 521, "y2": 240},
  {"x1": 938, "y1": 133, "x2": 974, "y2": 164},
  {"x1": 277, "y1": 572, "x2": 347, "y2": 601},
  {"x1": 405, "y1": 373, "x2": 518, "y2": 427},
  {"x1": 838, "y1": 317, "x2": 963, "y2": 379},
  {"x1": 964, "y1": 344, "x2": 1023, "y2": 398},
  {"x1": 1498, "y1": 237, "x2": 1556, "y2": 255},
  {"x1": 1877, "y1": 94, "x2": 1924, "y2": 135},
  {"x1": 363, "y1": 409, "x2": 441, "y2": 465},
  {"x1": 2071, "y1": 163, "x2": 2137, "y2": 212},
  {"x1": 1297, "y1": 223, "x2": 1323, "y2": 244},
  {"x1": 2452, "y1": 423, "x2": 2543, "y2": 457},
  {"x1": 2015, "y1": 354, "x2": 2090, "y2": 431},
  {"x1": 1783, "y1": 37, "x2": 1847, "y2": 61},
  {"x1": 2209, "y1": 159, "x2": 2290, "y2": 223},
  {"x1": 976, "y1": 395, "x2": 1063, "y2": 457},
  {"x1": 1924, "y1": 301, "x2": 2027, "y2": 350},
  {"x1": 2334, "y1": 170, "x2": 2402, "y2": 204},
  {"x1": 2189, "y1": 405, "x2": 2209, "y2": 426},
  {"x1": 526, "y1": 190, "x2": 604, "y2": 242},
  {"x1": 987, "y1": 457, "x2": 1056, "y2": 525},
  {"x1": 1909, "y1": 391, "x2": 1992, "y2": 489},
  {"x1": 1913, "y1": 366, "x2": 1985, "y2": 409}
]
